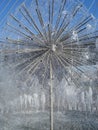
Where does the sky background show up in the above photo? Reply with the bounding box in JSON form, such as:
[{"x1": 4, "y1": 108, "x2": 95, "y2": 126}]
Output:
[{"x1": 0, "y1": 0, "x2": 98, "y2": 28}]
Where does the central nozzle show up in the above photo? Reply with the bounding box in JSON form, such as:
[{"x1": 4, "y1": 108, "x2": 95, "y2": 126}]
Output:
[
  {"x1": 51, "y1": 43, "x2": 63, "y2": 54},
  {"x1": 52, "y1": 44, "x2": 57, "y2": 52}
]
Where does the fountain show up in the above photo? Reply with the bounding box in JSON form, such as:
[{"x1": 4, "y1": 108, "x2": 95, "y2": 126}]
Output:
[{"x1": 0, "y1": 0, "x2": 98, "y2": 130}]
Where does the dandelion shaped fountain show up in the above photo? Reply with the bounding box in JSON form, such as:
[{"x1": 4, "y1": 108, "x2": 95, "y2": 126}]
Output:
[{"x1": 0, "y1": 0, "x2": 98, "y2": 130}]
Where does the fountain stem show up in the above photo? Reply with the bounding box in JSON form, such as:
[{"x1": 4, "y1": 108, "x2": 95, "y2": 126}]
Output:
[{"x1": 50, "y1": 60, "x2": 54, "y2": 130}]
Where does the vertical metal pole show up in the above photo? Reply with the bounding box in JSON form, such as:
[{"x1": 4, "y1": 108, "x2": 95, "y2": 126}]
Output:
[{"x1": 50, "y1": 60, "x2": 54, "y2": 130}]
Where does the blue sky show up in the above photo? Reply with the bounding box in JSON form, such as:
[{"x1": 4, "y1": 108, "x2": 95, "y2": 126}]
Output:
[
  {"x1": 0, "y1": 0, "x2": 98, "y2": 28},
  {"x1": 83, "y1": 0, "x2": 98, "y2": 18}
]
